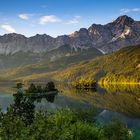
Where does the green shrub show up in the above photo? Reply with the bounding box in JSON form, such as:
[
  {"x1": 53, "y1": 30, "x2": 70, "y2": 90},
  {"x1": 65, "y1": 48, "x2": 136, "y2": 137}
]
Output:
[
  {"x1": 0, "y1": 108, "x2": 134, "y2": 140},
  {"x1": 103, "y1": 120, "x2": 130, "y2": 140}
]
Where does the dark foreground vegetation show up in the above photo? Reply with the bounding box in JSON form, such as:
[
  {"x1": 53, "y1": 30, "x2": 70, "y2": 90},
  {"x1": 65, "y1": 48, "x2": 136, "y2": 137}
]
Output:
[
  {"x1": 0, "y1": 108, "x2": 140, "y2": 140},
  {"x1": 0, "y1": 83, "x2": 140, "y2": 140}
]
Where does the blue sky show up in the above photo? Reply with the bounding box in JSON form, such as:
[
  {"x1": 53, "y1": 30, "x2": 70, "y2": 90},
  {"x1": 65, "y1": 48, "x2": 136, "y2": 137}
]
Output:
[{"x1": 0, "y1": 0, "x2": 140, "y2": 37}]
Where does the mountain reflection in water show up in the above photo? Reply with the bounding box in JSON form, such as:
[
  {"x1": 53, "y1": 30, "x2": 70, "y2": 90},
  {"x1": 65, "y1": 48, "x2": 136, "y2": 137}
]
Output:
[
  {"x1": 57, "y1": 83, "x2": 140, "y2": 118},
  {"x1": 0, "y1": 83, "x2": 140, "y2": 129}
]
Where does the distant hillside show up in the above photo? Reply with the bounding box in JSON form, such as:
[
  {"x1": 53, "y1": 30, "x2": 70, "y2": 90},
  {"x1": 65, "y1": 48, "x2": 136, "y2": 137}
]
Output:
[
  {"x1": 0, "y1": 46, "x2": 102, "y2": 80},
  {"x1": 0, "y1": 45, "x2": 102, "y2": 69},
  {"x1": 51, "y1": 45, "x2": 140, "y2": 83},
  {"x1": 3, "y1": 45, "x2": 139, "y2": 84}
]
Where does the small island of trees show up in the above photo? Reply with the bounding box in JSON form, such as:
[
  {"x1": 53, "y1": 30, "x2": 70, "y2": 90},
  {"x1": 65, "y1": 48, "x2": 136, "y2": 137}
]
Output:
[
  {"x1": 72, "y1": 78, "x2": 97, "y2": 89},
  {"x1": 14, "y1": 81, "x2": 59, "y2": 100},
  {"x1": 26, "y1": 81, "x2": 58, "y2": 93}
]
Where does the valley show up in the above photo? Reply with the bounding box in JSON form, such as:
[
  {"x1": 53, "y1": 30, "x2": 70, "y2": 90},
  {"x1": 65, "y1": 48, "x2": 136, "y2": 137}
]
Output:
[{"x1": 0, "y1": 15, "x2": 139, "y2": 85}]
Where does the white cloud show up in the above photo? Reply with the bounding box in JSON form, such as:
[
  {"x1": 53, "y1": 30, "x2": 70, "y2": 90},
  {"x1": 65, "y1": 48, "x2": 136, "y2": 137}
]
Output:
[
  {"x1": 1, "y1": 24, "x2": 16, "y2": 33},
  {"x1": 120, "y1": 9, "x2": 130, "y2": 14},
  {"x1": 120, "y1": 8, "x2": 140, "y2": 14},
  {"x1": 132, "y1": 8, "x2": 140, "y2": 12},
  {"x1": 18, "y1": 14, "x2": 31, "y2": 20},
  {"x1": 66, "y1": 16, "x2": 81, "y2": 24},
  {"x1": 39, "y1": 15, "x2": 61, "y2": 24}
]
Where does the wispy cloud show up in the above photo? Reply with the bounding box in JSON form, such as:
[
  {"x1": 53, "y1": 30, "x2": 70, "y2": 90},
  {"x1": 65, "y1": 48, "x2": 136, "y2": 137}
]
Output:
[
  {"x1": 1, "y1": 24, "x2": 16, "y2": 33},
  {"x1": 18, "y1": 13, "x2": 32, "y2": 20},
  {"x1": 66, "y1": 16, "x2": 81, "y2": 24},
  {"x1": 120, "y1": 8, "x2": 140, "y2": 14},
  {"x1": 39, "y1": 15, "x2": 61, "y2": 25}
]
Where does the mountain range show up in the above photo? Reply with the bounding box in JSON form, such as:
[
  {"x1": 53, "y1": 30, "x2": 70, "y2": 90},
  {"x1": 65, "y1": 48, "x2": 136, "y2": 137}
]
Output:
[
  {"x1": 0, "y1": 15, "x2": 140, "y2": 82},
  {"x1": 0, "y1": 15, "x2": 140, "y2": 56}
]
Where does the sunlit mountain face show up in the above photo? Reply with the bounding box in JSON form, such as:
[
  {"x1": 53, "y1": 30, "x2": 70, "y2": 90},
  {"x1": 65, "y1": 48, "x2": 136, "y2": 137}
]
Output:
[{"x1": 0, "y1": 15, "x2": 140, "y2": 55}]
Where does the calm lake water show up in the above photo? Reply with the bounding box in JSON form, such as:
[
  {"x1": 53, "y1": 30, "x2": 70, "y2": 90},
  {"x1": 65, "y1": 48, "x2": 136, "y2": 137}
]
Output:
[{"x1": 0, "y1": 83, "x2": 140, "y2": 129}]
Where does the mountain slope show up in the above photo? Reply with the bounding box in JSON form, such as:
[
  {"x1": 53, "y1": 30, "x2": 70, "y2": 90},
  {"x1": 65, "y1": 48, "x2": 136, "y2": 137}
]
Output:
[
  {"x1": 51, "y1": 45, "x2": 140, "y2": 83},
  {"x1": 2, "y1": 45, "x2": 139, "y2": 83},
  {"x1": 0, "y1": 45, "x2": 102, "y2": 69},
  {"x1": 0, "y1": 46, "x2": 102, "y2": 79}
]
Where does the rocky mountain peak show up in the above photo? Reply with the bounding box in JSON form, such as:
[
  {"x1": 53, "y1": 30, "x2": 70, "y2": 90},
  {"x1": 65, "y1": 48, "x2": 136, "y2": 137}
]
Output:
[
  {"x1": 30, "y1": 34, "x2": 53, "y2": 39},
  {"x1": 79, "y1": 28, "x2": 88, "y2": 33},
  {"x1": 0, "y1": 33, "x2": 26, "y2": 43},
  {"x1": 69, "y1": 28, "x2": 88, "y2": 38},
  {"x1": 112, "y1": 15, "x2": 134, "y2": 26},
  {"x1": 1, "y1": 33, "x2": 26, "y2": 38}
]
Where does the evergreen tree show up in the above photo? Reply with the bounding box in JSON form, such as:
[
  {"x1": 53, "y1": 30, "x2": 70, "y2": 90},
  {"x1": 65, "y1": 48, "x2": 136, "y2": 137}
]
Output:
[{"x1": 27, "y1": 83, "x2": 37, "y2": 93}]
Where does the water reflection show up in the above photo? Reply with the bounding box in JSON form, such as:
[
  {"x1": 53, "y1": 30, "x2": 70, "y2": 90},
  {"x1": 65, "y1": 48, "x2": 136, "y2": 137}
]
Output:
[
  {"x1": 13, "y1": 91, "x2": 58, "y2": 104},
  {"x1": 31, "y1": 92, "x2": 58, "y2": 103},
  {"x1": 96, "y1": 109, "x2": 140, "y2": 129},
  {"x1": 57, "y1": 83, "x2": 140, "y2": 118},
  {"x1": 100, "y1": 84, "x2": 140, "y2": 94},
  {"x1": 0, "y1": 83, "x2": 140, "y2": 122}
]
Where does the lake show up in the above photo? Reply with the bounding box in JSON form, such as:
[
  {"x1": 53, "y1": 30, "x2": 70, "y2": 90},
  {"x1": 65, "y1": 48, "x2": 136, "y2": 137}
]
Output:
[{"x1": 0, "y1": 82, "x2": 140, "y2": 129}]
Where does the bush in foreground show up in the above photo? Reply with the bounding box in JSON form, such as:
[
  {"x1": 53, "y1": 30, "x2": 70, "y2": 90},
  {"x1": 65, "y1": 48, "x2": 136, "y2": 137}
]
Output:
[{"x1": 0, "y1": 108, "x2": 132, "y2": 140}]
